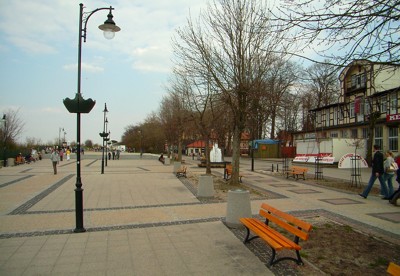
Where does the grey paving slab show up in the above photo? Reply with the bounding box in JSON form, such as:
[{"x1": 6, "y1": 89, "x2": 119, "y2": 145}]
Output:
[{"x1": 0, "y1": 152, "x2": 398, "y2": 275}]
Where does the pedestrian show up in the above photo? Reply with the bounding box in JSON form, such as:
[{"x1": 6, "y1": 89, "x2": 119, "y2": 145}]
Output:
[
  {"x1": 108, "y1": 151, "x2": 111, "y2": 160},
  {"x1": 382, "y1": 150, "x2": 395, "y2": 200},
  {"x1": 359, "y1": 144, "x2": 388, "y2": 199},
  {"x1": 59, "y1": 149, "x2": 64, "y2": 161},
  {"x1": 50, "y1": 148, "x2": 59, "y2": 175},
  {"x1": 158, "y1": 153, "x2": 165, "y2": 164},
  {"x1": 389, "y1": 155, "x2": 400, "y2": 206},
  {"x1": 66, "y1": 148, "x2": 71, "y2": 161}
]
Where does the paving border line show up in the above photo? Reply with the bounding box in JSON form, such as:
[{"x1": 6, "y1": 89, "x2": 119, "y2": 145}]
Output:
[
  {"x1": 8, "y1": 174, "x2": 75, "y2": 215},
  {"x1": 25, "y1": 201, "x2": 204, "y2": 215},
  {"x1": 0, "y1": 175, "x2": 33, "y2": 189},
  {"x1": 0, "y1": 217, "x2": 224, "y2": 239}
]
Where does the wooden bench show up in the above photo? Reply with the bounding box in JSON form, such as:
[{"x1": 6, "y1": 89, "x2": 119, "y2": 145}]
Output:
[
  {"x1": 15, "y1": 155, "x2": 25, "y2": 165},
  {"x1": 387, "y1": 262, "x2": 400, "y2": 276},
  {"x1": 240, "y1": 203, "x2": 312, "y2": 266},
  {"x1": 176, "y1": 166, "x2": 187, "y2": 178},
  {"x1": 286, "y1": 166, "x2": 309, "y2": 180},
  {"x1": 224, "y1": 164, "x2": 243, "y2": 182}
]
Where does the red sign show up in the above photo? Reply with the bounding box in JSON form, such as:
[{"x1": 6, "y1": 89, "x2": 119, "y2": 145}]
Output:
[{"x1": 387, "y1": 114, "x2": 400, "y2": 122}]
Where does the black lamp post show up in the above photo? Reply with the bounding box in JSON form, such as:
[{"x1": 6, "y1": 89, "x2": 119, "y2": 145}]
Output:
[
  {"x1": 1, "y1": 115, "x2": 6, "y2": 167},
  {"x1": 105, "y1": 119, "x2": 109, "y2": 166},
  {"x1": 58, "y1": 127, "x2": 64, "y2": 149},
  {"x1": 63, "y1": 3, "x2": 120, "y2": 233},
  {"x1": 100, "y1": 103, "x2": 109, "y2": 174}
]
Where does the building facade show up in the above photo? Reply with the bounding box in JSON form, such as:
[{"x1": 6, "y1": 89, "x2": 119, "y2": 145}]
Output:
[{"x1": 293, "y1": 60, "x2": 400, "y2": 159}]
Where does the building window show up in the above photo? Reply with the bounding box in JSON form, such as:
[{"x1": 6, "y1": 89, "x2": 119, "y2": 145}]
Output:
[
  {"x1": 362, "y1": 128, "x2": 369, "y2": 139},
  {"x1": 380, "y1": 96, "x2": 387, "y2": 113},
  {"x1": 351, "y1": 73, "x2": 366, "y2": 89},
  {"x1": 388, "y1": 127, "x2": 398, "y2": 152},
  {"x1": 374, "y1": 126, "x2": 383, "y2": 149},
  {"x1": 333, "y1": 107, "x2": 338, "y2": 125},
  {"x1": 330, "y1": 132, "x2": 338, "y2": 138},
  {"x1": 341, "y1": 129, "x2": 348, "y2": 138},
  {"x1": 326, "y1": 110, "x2": 330, "y2": 127},
  {"x1": 351, "y1": 129, "x2": 358, "y2": 138},
  {"x1": 364, "y1": 98, "x2": 370, "y2": 115},
  {"x1": 338, "y1": 107, "x2": 344, "y2": 120},
  {"x1": 390, "y1": 93, "x2": 398, "y2": 115},
  {"x1": 316, "y1": 112, "x2": 321, "y2": 125},
  {"x1": 349, "y1": 102, "x2": 355, "y2": 118}
]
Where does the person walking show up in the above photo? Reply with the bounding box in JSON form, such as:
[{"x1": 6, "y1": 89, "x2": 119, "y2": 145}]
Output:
[
  {"x1": 359, "y1": 144, "x2": 388, "y2": 199},
  {"x1": 66, "y1": 148, "x2": 71, "y2": 161},
  {"x1": 389, "y1": 155, "x2": 400, "y2": 205},
  {"x1": 59, "y1": 149, "x2": 64, "y2": 162},
  {"x1": 383, "y1": 150, "x2": 395, "y2": 200},
  {"x1": 50, "y1": 148, "x2": 59, "y2": 175}
]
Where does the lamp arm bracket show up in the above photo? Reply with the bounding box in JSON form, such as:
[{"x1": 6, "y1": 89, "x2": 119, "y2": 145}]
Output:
[{"x1": 81, "y1": 5, "x2": 114, "y2": 42}]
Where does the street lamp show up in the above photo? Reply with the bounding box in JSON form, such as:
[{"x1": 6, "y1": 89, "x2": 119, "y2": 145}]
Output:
[
  {"x1": 105, "y1": 118, "x2": 109, "y2": 166},
  {"x1": 63, "y1": 3, "x2": 120, "y2": 233},
  {"x1": 100, "y1": 103, "x2": 109, "y2": 174},
  {"x1": 1, "y1": 115, "x2": 6, "y2": 167},
  {"x1": 58, "y1": 127, "x2": 64, "y2": 148}
]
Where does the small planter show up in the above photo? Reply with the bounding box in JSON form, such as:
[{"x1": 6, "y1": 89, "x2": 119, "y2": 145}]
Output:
[
  {"x1": 226, "y1": 189, "x2": 251, "y2": 228},
  {"x1": 197, "y1": 174, "x2": 214, "y2": 197}
]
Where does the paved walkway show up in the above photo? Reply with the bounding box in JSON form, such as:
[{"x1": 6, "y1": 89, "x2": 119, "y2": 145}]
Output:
[{"x1": 0, "y1": 153, "x2": 398, "y2": 275}]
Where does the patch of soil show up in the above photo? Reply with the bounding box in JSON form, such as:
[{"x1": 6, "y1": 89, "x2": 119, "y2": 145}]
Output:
[
  {"x1": 301, "y1": 217, "x2": 400, "y2": 275},
  {"x1": 186, "y1": 171, "x2": 400, "y2": 275}
]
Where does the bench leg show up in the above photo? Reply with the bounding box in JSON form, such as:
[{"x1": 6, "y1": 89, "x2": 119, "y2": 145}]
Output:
[
  {"x1": 243, "y1": 227, "x2": 260, "y2": 243},
  {"x1": 269, "y1": 249, "x2": 304, "y2": 266}
]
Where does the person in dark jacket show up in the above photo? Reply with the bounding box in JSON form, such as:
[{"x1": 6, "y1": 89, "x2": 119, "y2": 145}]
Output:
[{"x1": 359, "y1": 144, "x2": 388, "y2": 198}]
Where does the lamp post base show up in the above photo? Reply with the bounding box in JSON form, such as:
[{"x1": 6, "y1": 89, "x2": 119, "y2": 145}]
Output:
[{"x1": 74, "y1": 187, "x2": 86, "y2": 233}]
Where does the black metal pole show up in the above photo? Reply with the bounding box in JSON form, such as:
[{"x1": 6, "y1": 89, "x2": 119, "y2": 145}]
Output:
[
  {"x1": 74, "y1": 3, "x2": 85, "y2": 233},
  {"x1": 105, "y1": 121, "x2": 108, "y2": 167},
  {"x1": 2, "y1": 115, "x2": 6, "y2": 167},
  {"x1": 101, "y1": 104, "x2": 107, "y2": 174}
]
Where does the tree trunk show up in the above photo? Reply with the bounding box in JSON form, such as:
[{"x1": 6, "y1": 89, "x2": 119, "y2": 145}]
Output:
[
  {"x1": 205, "y1": 137, "x2": 211, "y2": 175},
  {"x1": 230, "y1": 125, "x2": 241, "y2": 184}
]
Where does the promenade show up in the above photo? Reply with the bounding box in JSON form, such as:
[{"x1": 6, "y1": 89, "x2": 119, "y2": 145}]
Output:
[{"x1": 0, "y1": 152, "x2": 398, "y2": 275}]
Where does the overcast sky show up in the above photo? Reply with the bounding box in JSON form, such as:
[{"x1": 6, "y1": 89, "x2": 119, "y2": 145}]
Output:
[{"x1": 0, "y1": 0, "x2": 208, "y2": 145}]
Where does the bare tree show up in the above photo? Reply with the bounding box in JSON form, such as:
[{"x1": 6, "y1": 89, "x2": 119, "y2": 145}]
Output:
[
  {"x1": 173, "y1": 0, "x2": 285, "y2": 184},
  {"x1": 303, "y1": 62, "x2": 340, "y2": 108},
  {"x1": 260, "y1": 57, "x2": 300, "y2": 139},
  {"x1": 271, "y1": 0, "x2": 400, "y2": 66},
  {"x1": 1, "y1": 108, "x2": 25, "y2": 147}
]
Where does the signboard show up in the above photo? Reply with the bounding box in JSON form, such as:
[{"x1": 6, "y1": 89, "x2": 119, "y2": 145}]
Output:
[
  {"x1": 338, "y1": 153, "x2": 369, "y2": 169},
  {"x1": 387, "y1": 114, "x2": 400, "y2": 122},
  {"x1": 293, "y1": 155, "x2": 335, "y2": 164}
]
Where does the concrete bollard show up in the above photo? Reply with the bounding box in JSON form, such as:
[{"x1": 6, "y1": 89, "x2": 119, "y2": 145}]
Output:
[
  {"x1": 197, "y1": 174, "x2": 214, "y2": 197},
  {"x1": 7, "y1": 158, "x2": 15, "y2": 167},
  {"x1": 226, "y1": 189, "x2": 251, "y2": 228},
  {"x1": 173, "y1": 162, "x2": 181, "y2": 173},
  {"x1": 164, "y1": 158, "x2": 170, "y2": 165}
]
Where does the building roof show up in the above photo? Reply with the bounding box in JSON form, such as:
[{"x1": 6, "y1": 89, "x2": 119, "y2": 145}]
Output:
[{"x1": 186, "y1": 141, "x2": 207, "y2": 148}]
